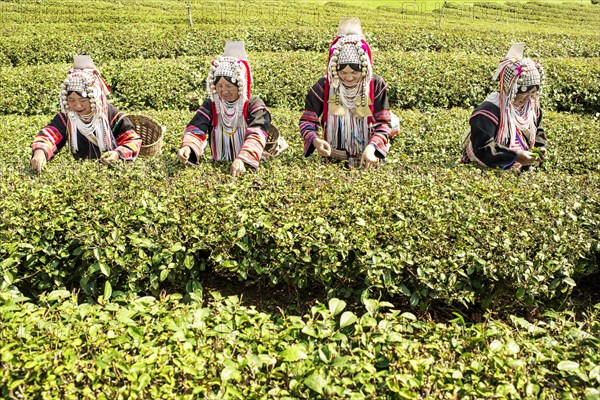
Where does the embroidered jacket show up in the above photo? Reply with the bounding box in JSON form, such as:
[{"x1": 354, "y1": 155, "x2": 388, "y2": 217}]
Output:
[
  {"x1": 31, "y1": 104, "x2": 141, "y2": 161},
  {"x1": 181, "y1": 96, "x2": 271, "y2": 169},
  {"x1": 466, "y1": 100, "x2": 548, "y2": 169},
  {"x1": 299, "y1": 74, "x2": 391, "y2": 158}
]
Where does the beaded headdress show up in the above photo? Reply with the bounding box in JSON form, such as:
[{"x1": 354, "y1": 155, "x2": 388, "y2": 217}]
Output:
[
  {"x1": 206, "y1": 41, "x2": 252, "y2": 109},
  {"x1": 492, "y1": 43, "x2": 542, "y2": 146},
  {"x1": 59, "y1": 55, "x2": 113, "y2": 153},
  {"x1": 493, "y1": 43, "x2": 544, "y2": 95},
  {"x1": 326, "y1": 17, "x2": 373, "y2": 118},
  {"x1": 59, "y1": 55, "x2": 110, "y2": 115},
  {"x1": 327, "y1": 18, "x2": 372, "y2": 86}
]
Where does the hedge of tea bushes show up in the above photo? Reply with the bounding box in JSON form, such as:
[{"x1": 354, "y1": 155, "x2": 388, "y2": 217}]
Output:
[
  {"x1": 1, "y1": 108, "x2": 599, "y2": 309},
  {"x1": 1, "y1": 291, "x2": 599, "y2": 399},
  {"x1": 1, "y1": 22, "x2": 598, "y2": 68},
  {"x1": 1, "y1": 52, "x2": 599, "y2": 116},
  {"x1": 2, "y1": 0, "x2": 598, "y2": 33}
]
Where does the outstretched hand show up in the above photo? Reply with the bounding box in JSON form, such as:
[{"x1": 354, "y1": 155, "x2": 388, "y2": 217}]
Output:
[
  {"x1": 100, "y1": 151, "x2": 120, "y2": 165},
  {"x1": 516, "y1": 150, "x2": 537, "y2": 166},
  {"x1": 177, "y1": 146, "x2": 191, "y2": 165},
  {"x1": 313, "y1": 138, "x2": 332, "y2": 158},
  {"x1": 360, "y1": 145, "x2": 379, "y2": 169},
  {"x1": 231, "y1": 158, "x2": 246, "y2": 177},
  {"x1": 538, "y1": 147, "x2": 548, "y2": 162},
  {"x1": 30, "y1": 150, "x2": 47, "y2": 174}
]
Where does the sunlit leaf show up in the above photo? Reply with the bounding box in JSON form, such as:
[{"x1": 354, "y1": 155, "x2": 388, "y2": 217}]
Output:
[
  {"x1": 339, "y1": 311, "x2": 357, "y2": 328},
  {"x1": 328, "y1": 298, "x2": 346, "y2": 316},
  {"x1": 304, "y1": 372, "x2": 327, "y2": 394}
]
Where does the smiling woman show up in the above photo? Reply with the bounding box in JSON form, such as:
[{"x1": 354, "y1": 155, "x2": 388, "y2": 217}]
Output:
[
  {"x1": 299, "y1": 17, "x2": 394, "y2": 169},
  {"x1": 29, "y1": 55, "x2": 142, "y2": 173}
]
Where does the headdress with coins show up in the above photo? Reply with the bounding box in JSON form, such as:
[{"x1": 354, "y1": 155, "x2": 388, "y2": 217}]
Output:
[
  {"x1": 59, "y1": 55, "x2": 114, "y2": 153},
  {"x1": 326, "y1": 17, "x2": 373, "y2": 119},
  {"x1": 322, "y1": 18, "x2": 375, "y2": 157},
  {"x1": 206, "y1": 42, "x2": 252, "y2": 120},
  {"x1": 492, "y1": 43, "x2": 543, "y2": 146}
]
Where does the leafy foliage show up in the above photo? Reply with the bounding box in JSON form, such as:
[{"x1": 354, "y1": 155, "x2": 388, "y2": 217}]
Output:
[
  {"x1": 1, "y1": 291, "x2": 599, "y2": 399},
  {"x1": 2, "y1": 109, "x2": 599, "y2": 309},
  {"x1": 1, "y1": 52, "x2": 599, "y2": 115},
  {"x1": 1, "y1": 1, "x2": 600, "y2": 398}
]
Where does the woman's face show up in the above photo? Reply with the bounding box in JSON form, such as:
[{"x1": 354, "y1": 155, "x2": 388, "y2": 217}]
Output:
[
  {"x1": 513, "y1": 86, "x2": 539, "y2": 108},
  {"x1": 338, "y1": 65, "x2": 363, "y2": 86},
  {"x1": 67, "y1": 92, "x2": 92, "y2": 115},
  {"x1": 215, "y1": 78, "x2": 239, "y2": 102}
]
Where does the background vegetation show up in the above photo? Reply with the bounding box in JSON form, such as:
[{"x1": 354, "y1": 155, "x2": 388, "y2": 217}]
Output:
[{"x1": 1, "y1": 0, "x2": 599, "y2": 398}]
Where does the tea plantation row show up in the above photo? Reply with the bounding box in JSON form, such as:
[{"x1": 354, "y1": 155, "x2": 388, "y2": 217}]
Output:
[
  {"x1": 1, "y1": 290, "x2": 599, "y2": 399},
  {"x1": 1, "y1": 52, "x2": 599, "y2": 116},
  {"x1": 1, "y1": 108, "x2": 598, "y2": 310},
  {"x1": 2, "y1": 0, "x2": 598, "y2": 30},
  {"x1": 1, "y1": 23, "x2": 598, "y2": 67}
]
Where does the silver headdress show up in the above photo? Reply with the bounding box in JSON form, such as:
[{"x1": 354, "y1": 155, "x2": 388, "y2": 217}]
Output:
[
  {"x1": 492, "y1": 43, "x2": 543, "y2": 146},
  {"x1": 328, "y1": 18, "x2": 372, "y2": 83},
  {"x1": 59, "y1": 55, "x2": 113, "y2": 153},
  {"x1": 59, "y1": 55, "x2": 110, "y2": 114},
  {"x1": 327, "y1": 18, "x2": 373, "y2": 119},
  {"x1": 493, "y1": 43, "x2": 544, "y2": 95},
  {"x1": 206, "y1": 41, "x2": 251, "y2": 105}
]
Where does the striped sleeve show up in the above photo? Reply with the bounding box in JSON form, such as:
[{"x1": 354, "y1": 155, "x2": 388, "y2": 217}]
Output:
[
  {"x1": 471, "y1": 109, "x2": 499, "y2": 125},
  {"x1": 299, "y1": 77, "x2": 326, "y2": 157},
  {"x1": 181, "y1": 99, "x2": 212, "y2": 164},
  {"x1": 369, "y1": 76, "x2": 392, "y2": 159},
  {"x1": 31, "y1": 113, "x2": 68, "y2": 160},
  {"x1": 236, "y1": 97, "x2": 270, "y2": 169},
  {"x1": 109, "y1": 107, "x2": 142, "y2": 160}
]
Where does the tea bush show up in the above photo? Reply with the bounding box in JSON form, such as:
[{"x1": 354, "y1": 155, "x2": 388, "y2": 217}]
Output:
[
  {"x1": 1, "y1": 0, "x2": 600, "y2": 397},
  {"x1": 1, "y1": 291, "x2": 599, "y2": 398},
  {"x1": 1, "y1": 52, "x2": 599, "y2": 115},
  {"x1": 1, "y1": 24, "x2": 598, "y2": 67},
  {"x1": 1, "y1": 109, "x2": 598, "y2": 309}
]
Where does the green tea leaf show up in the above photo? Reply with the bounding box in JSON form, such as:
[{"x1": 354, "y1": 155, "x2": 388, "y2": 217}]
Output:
[
  {"x1": 339, "y1": 311, "x2": 357, "y2": 329},
  {"x1": 328, "y1": 298, "x2": 346, "y2": 316},
  {"x1": 304, "y1": 372, "x2": 327, "y2": 394}
]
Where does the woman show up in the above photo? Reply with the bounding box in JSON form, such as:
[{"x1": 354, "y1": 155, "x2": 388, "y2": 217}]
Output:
[
  {"x1": 299, "y1": 17, "x2": 392, "y2": 168},
  {"x1": 30, "y1": 55, "x2": 141, "y2": 173},
  {"x1": 461, "y1": 43, "x2": 548, "y2": 169},
  {"x1": 177, "y1": 42, "x2": 271, "y2": 177}
]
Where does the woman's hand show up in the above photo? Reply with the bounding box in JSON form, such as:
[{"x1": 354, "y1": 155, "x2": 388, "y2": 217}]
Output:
[
  {"x1": 100, "y1": 151, "x2": 120, "y2": 165},
  {"x1": 177, "y1": 146, "x2": 191, "y2": 165},
  {"x1": 30, "y1": 150, "x2": 47, "y2": 173},
  {"x1": 313, "y1": 138, "x2": 331, "y2": 157},
  {"x1": 231, "y1": 158, "x2": 246, "y2": 177},
  {"x1": 538, "y1": 147, "x2": 548, "y2": 162},
  {"x1": 516, "y1": 150, "x2": 537, "y2": 166},
  {"x1": 360, "y1": 145, "x2": 379, "y2": 169}
]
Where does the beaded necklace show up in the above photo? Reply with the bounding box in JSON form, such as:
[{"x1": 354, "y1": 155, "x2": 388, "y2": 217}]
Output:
[
  {"x1": 69, "y1": 111, "x2": 109, "y2": 151},
  {"x1": 326, "y1": 79, "x2": 370, "y2": 157},
  {"x1": 212, "y1": 97, "x2": 246, "y2": 161}
]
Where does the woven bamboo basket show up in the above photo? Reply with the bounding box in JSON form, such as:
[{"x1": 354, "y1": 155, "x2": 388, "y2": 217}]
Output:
[
  {"x1": 127, "y1": 114, "x2": 165, "y2": 156},
  {"x1": 264, "y1": 124, "x2": 280, "y2": 154}
]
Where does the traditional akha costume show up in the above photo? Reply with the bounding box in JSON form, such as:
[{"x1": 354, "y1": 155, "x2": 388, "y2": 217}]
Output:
[
  {"x1": 299, "y1": 17, "x2": 393, "y2": 164},
  {"x1": 461, "y1": 43, "x2": 548, "y2": 169},
  {"x1": 180, "y1": 42, "x2": 273, "y2": 168},
  {"x1": 31, "y1": 55, "x2": 141, "y2": 161}
]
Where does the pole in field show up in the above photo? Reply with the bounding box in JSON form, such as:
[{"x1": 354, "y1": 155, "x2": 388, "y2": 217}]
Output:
[{"x1": 187, "y1": 3, "x2": 193, "y2": 28}]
